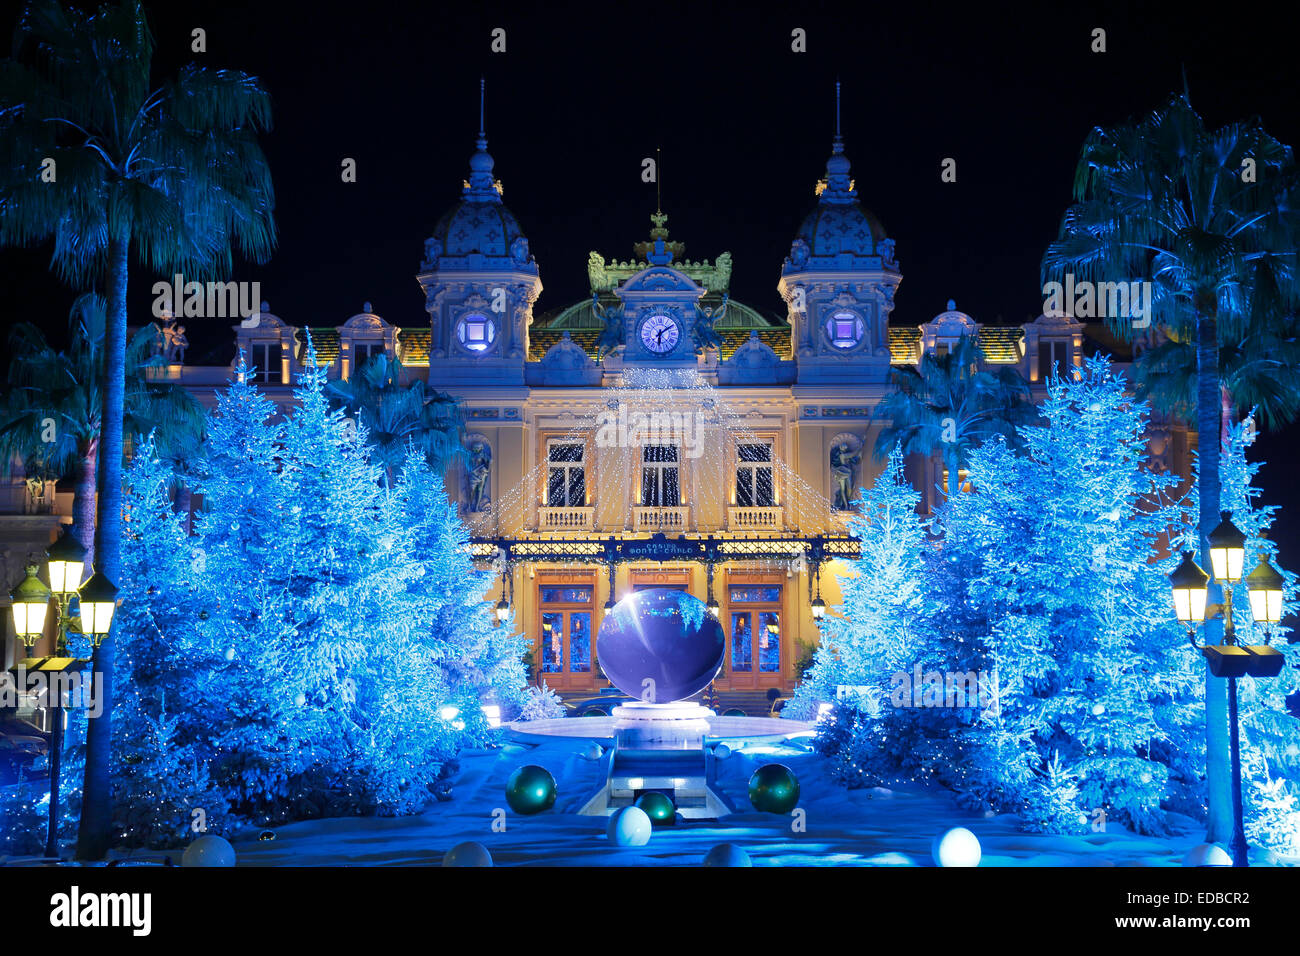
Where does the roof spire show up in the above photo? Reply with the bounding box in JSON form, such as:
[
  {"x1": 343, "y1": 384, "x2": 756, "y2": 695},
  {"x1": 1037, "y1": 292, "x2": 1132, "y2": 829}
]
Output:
[
  {"x1": 464, "y1": 77, "x2": 500, "y2": 200},
  {"x1": 656, "y1": 145, "x2": 662, "y2": 214},
  {"x1": 833, "y1": 80, "x2": 843, "y2": 155}
]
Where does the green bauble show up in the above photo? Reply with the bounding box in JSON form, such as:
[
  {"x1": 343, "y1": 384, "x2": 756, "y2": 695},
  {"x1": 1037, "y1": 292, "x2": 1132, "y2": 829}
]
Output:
[
  {"x1": 748, "y1": 763, "x2": 800, "y2": 814},
  {"x1": 635, "y1": 791, "x2": 676, "y2": 826},
  {"x1": 722, "y1": 708, "x2": 747, "y2": 717},
  {"x1": 506, "y1": 765, "x2": 557, "y2": 815}
]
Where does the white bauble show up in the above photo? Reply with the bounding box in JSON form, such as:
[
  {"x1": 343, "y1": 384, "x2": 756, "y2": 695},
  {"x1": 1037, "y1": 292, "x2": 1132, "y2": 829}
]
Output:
[
  {"x1": 931, "y1": 827, "x2": 981, "y2": 867},
  {"x1": 181, "y1": 834, "x2": 235, "y2": 868},
  {"x1": 443, "y1": 841, "x2": 493, "y2": 867},
  {"x1": 582, "y1": 743, "x2": 603, "y2": 760},
  {"x1": 606, "y1": 806, "x2": 652, "y2": 847},
  {"x1": 1183, "y1": 843, "x2": 1232, "y2": 867},
  {"x1": 703, "y1": 843, "x2": 752, "y2": 867},
  {"x1": 712, "y1": 743, "x2": 732, "y2": 760}
]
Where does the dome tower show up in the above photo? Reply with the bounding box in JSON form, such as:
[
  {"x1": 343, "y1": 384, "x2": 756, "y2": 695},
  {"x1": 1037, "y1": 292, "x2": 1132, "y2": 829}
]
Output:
[
  {"x1": 416, "y1": 79, "x2": 542, "y2": 386},
  {"x1": 777, "y1": 83, "x2": 901, "y2": 385}
]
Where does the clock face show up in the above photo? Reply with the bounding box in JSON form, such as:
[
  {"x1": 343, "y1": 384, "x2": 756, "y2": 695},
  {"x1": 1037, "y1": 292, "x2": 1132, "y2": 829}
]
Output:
[{"x1": 640, "y1": 314, "x2": 680, "y2": 354}]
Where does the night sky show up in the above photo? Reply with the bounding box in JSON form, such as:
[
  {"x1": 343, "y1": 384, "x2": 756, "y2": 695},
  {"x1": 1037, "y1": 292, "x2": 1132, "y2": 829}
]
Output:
[{"x1": 3, "y1": 0, "x2": 1300, "y2": 565}]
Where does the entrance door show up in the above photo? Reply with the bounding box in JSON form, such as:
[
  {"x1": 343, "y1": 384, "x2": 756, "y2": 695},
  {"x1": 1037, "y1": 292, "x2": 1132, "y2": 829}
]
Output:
[
  {"x1": 724, "y1": 584, "x2": 784, "y2": 691},
  {"x1": 537, "y1": 584, "x2": 596, "y2": 691}
]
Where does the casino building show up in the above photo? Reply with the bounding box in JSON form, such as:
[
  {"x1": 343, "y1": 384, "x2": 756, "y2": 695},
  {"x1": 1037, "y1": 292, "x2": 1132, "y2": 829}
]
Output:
[{"x1": 0, "y1": 113, "x2": 1192, "y2": 696}]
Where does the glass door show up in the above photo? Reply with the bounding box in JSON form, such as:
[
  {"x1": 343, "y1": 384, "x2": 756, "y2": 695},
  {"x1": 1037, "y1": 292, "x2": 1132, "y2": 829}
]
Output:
[
  {"x1": 723, "y1": 585, "x2": 783, "y2": 690},
  {"x1": 537, "y1": 585, "x2": 595, "y2": 691}
]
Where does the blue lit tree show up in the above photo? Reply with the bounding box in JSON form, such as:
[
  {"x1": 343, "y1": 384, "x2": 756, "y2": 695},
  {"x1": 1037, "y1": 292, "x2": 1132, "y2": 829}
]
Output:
[
  {"x1": 788, "y1": 447, "x2": 930, "y2": 720},
  {"x1": 107, "y1": 346, "x2": 525, "y2": 845}
]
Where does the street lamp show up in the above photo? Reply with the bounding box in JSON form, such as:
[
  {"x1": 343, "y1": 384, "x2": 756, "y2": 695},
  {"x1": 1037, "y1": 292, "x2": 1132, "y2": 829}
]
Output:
[
  {"x1": 9, "y1": 565, "x2": 51, "y2": 646},
  {"x1": 1167, "y1": 512, "x2": 1288, "y2": 868},
  {"x1": 6, "y1": 527, "x2": 117, "y2": 861}
]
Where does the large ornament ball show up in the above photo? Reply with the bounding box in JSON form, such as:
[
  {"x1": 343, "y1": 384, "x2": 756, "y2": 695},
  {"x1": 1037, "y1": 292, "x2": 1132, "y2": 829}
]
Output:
[
  {"x1": 506, "y1": 765, "x2": 557, "y2": 815},
  {"x1": 703, "y1": 843, "x2": 753, "y2": 867},
  {"x1": 443, "y1": 841, "x2": 493, "y2": 867},
  {"x1": 607, "y1": 806, "x2": 653, "y2": 847},
  {"x1": 635, "y1": 791, "x2": 676, "y2": 826},
  {"x1": 932, "y1": 827, "x2": 982, "y2": 867},
  {"x1": 723, "y1": 708, "x2": 747, "y2": 717},
  {"x1": 181, "y1": 834, "x2": 235, "y2": 868},
  {"x1": 596, "y1": 588, "x2": 725, "y2": 702},
  {"x1": 1183, "y1": 843, "x2": 1232, "y2": 867},
  {"x1": 748, "y1": 763, "x2": 800, "y2": 814}
]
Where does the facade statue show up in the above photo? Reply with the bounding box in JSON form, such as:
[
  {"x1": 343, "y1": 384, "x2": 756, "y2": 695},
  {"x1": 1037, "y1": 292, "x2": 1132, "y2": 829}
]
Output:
[
  {"x1": 592, "y1": 293, "x2": 625, "y2": 360},
  {"x1": 160, "y1": 314, "x2": 189, "y2": 364},
  {"x1": 587, "y1": 252, "x2": 610, "y2": 292},
  {"x1": 830, "y1": 441, "x2": 861, "y2": 510},
  {"x1": 692, "y1": 293, "x2": 728, "y2": 354},
  {"x1": 466, "y1": 440, "x2": 492, "y2": 513}
]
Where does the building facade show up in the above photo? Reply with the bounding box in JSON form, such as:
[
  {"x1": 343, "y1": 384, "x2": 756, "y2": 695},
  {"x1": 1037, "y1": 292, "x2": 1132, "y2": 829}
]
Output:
[{"x1": 0, "y1": 121, "x2": 1192, "y2": 696}]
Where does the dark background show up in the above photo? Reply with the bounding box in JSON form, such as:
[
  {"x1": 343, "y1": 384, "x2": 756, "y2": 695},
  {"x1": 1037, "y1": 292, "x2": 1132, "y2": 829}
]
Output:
[{"x1": 2, "y1": 0, "x2": 1299, "y2": 570}]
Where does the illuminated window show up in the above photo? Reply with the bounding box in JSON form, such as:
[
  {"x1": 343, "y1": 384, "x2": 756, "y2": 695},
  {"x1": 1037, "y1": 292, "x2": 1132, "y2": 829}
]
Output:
[
  {"x1": 457, "y1": 314, "x2": 496, "y2": 352},
  {"x1": 735, "y1": 443, "x2": 774, "y2": 507},
  {"x1": 547, "y1": 443, "x2": 586, "y2": 508},
  {"x1": 641, "y1": 445, "x2": 680, "y2": 507},
  {"x1": 824, "y1": 310, "x2": 864, "y2": 349}
]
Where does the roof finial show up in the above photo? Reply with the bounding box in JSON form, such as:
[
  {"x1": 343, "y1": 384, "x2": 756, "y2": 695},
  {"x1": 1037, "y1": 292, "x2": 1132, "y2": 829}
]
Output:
[
  {"x1": 833, "y1": 80, "x2": 843, "y2": 154},
  {"x1": 479, "y1": 75, "x2": 486, "y2": 139},
  {"x1": 656, "y1": 145, "x2": 662, "y2": 214}
]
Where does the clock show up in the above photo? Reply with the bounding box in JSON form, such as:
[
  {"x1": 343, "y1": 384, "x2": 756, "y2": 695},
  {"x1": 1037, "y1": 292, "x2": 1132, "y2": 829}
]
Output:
[{"x1": 640, "y1": 314, "x2": 680, "y2": 354}]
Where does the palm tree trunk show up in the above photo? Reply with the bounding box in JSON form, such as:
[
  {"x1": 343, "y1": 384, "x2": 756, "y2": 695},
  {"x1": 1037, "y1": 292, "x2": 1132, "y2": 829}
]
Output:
[
  {"x1": 72, "y1": 441, "x2": 97, "y2": 559},
  {"x1": 1197, "y1": 312, "x2": 1232, "y2": 845},
  {"x1": 76, "y1": 231, "x2": 128, "y2": 861},
  {"x1": 1220, "y1": 384, "x2": 1233, "y2": 447},
  {"x1": 946, "y1": 449, "x2": 960, "y2": 499}
]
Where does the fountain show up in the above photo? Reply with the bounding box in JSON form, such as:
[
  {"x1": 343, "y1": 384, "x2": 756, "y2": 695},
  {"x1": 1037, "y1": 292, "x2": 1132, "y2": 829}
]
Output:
[{"x1": 506, "y1": 588, "x2": 813, "y2": 818}]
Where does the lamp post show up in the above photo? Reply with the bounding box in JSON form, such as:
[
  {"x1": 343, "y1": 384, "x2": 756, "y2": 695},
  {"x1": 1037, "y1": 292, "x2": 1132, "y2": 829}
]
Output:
[
  {"x1": 810, "y1": 564, "x2": 826, "y2": 624},
  {"x1": 1168, "y1": 512, "x2": 1287, "y2": 868},
  {"x1": 7, "y1": 528, "x2": 118, "y2": 860}
]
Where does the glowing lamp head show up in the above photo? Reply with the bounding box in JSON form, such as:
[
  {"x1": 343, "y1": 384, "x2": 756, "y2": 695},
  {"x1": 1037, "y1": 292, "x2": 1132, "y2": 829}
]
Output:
[
  {"x1": 76, "y1": 571, "x2": 119, "y2": 644},
  {"x1": 1169, "y1": 552, "x2": 1209, "y2": 624},
  {"x1": 1246, "y1": 555, "x2": 1285, "y2": 625},
  {"x1": 46, "y1": 529, "x2": 87, "y2": 597},
  {"x1": 495, "y1": 598, "x2": 510, "y2": 625},
  {"x1": 9, "y1": 564, "x2": 51, "y2": 646},
  {"x1": 811, "y1": 596, "x2": 826, "y2": 622},
  {"x1": 1207, "y1": 511, "x2": 1247, "y2": 583}
]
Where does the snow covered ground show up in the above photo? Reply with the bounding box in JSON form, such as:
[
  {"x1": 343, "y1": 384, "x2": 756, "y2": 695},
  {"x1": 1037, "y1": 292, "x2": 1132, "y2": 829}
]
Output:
[{"x1": 222, "y1": 735, "x2": 1291, "y2": 867}]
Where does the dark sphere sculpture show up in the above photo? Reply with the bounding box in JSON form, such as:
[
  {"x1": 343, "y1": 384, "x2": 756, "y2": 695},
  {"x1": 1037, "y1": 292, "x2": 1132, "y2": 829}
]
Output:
[
  {"x1": 748, "y1": 763, "x2": 800, "y2": 814},
  {"x1": 506, "y1": 765, "x2": 557, "y2": 815},
  {"x1": 635, "y1": 791, "x2": 677, "y2": 826},
  {"x1": 595, "y1": 588, "x2": 725, "y2": 703}
]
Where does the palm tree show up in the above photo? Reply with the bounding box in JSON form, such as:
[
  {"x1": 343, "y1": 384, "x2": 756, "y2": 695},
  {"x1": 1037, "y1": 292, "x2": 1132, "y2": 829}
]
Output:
[
  {"x1": 873, "y1": 334, "x2": 1035, "y2": 500},
  {"x1": 0, "y1": 0, "x2": 275, "y2": 859},
  {"x1": 1135, "y1": 321, "x2": 1300, "y2": 444},
  {"x1": 325, "y1": 353, "x2": 464, "y2": 487},
  {"x1": 1041, "y1": 94, "x2": 1300, "y2": 844},
  {"x1": 0, "y1": 294, "x2": 205, "y2": 550}
]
